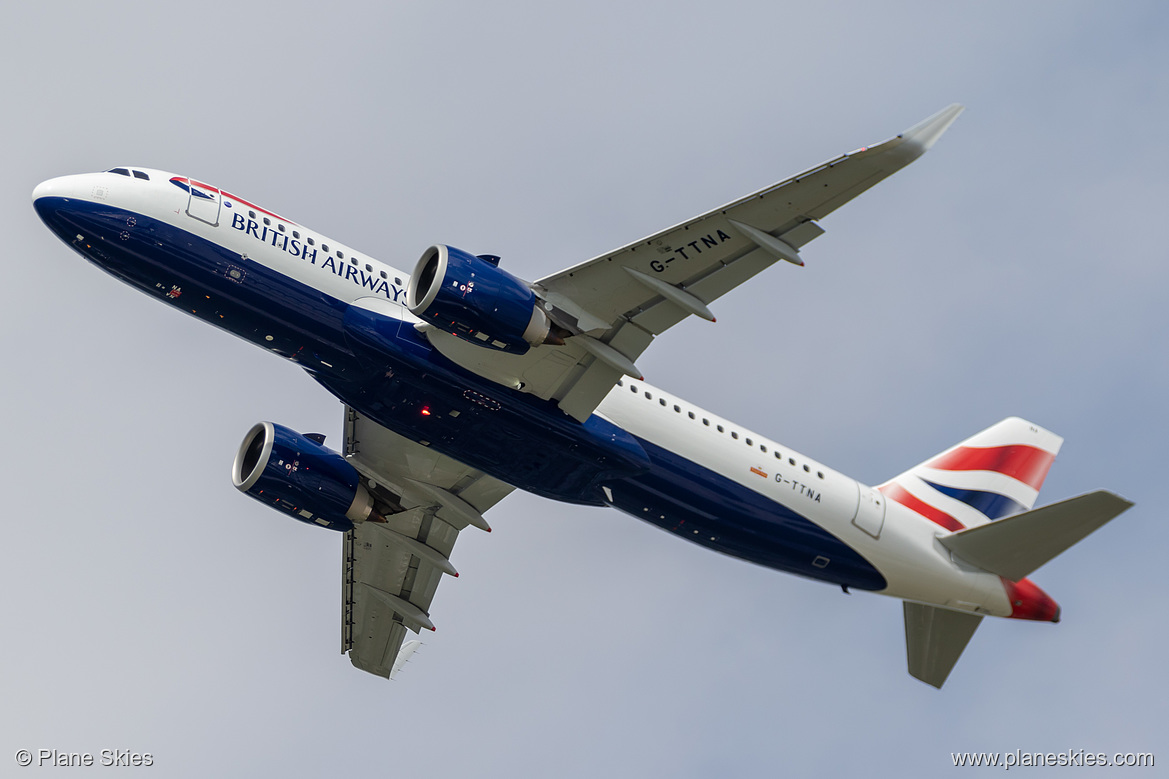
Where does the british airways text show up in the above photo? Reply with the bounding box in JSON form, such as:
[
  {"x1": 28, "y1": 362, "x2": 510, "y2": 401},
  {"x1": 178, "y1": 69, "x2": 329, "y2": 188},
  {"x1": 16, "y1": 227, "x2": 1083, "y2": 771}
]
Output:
[{"x1": 230, "y1": 213, "x2": 404, "y2": 302}]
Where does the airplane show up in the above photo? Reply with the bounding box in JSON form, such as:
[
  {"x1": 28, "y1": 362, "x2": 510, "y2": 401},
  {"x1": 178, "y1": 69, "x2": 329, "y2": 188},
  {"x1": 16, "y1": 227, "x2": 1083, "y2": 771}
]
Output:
[{"x1": 32, "y1": 104, "x2": 1133, "y2": 688}]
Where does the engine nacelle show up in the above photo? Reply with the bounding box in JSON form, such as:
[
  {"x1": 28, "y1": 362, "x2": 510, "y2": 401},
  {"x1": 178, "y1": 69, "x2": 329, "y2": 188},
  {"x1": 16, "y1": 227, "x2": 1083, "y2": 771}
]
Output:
[
  {"x1": 406, "y1": 244, "x2": 556, "y2": 353},
  {"x1": 231, "y1": 422, "x2": 374, "y2": 532}
]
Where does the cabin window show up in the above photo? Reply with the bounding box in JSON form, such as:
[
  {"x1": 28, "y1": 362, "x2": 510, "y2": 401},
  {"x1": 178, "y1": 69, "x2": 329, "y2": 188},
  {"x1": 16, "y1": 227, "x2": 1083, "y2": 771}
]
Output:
[
  {"x1": 293, "y1": 231, "x2": 300, "y2": 239},
  {"x1": 644, "y1": 392, "x2": 652, "y2": 399},
  {"x1": 263, "y1": 217, "x2": 270, "y2": 226},
  {"x1": 817, "y1": 471, "x2": 825, "y2": 479},
  {"x1": 717, "y1": 425, "x2": 724, "y2": 432},
  {"x1": 338, "y1": 251, "x2": 345, "y2": 259},
  {"x1": 731, "y1": 432, "x2": 739, "y2": 440},
  {"x1": 760, "y1": 445, "x2": 767, "y2": 453},
  {"x1": 745, "y1": 437, "x2": 752, "y2": 446},
  {"x1": 380, "y1": 271, "x2": 387, "y2": 279},
  {"x1": 774, "y1": 451, "x2": 782, "y2": 459},
  {"x1": 803, "y1": 464, "x2": 811, "y2": 473},
  {"x1": 703, "y1": 419, "x2": 710, "y2": 426},
  {"x1": 659, "y1": 398, "x2": 667, "y2": 407},
  {"x1": 673, "y1": 404, "x2": 681, "y2": 412},
  {"x1": 395, "y1": 277, "x2": 402, "y2": 285},
  {"x1": 322, "y1": 244, "x2": 330, "y2": 253},
  {"x1": 630, "y1": 385, "x2": 638, "y2": 393},
  {"x1": 278, "y1": 224, "x2": 285, "y2": 233},
  {"x1": 789, "y1": 458, "x2": 796, "y2": 466},
  {"x1": 307, "y1": 237, "x2": 315, "y2": 246},
  {"x1": 617, "y1": 379, "x2": 624, "y2": 387},
  {"x1": 350, "y1": 258, "x2": 358, "y2": 266},
  {"x1": 365, "y1": 264, "x2": 372, "y2": 273},
  {"x1": 688, "y1": 412, "x2": 695, "y2": 420},
  {"x1": 248, "y1": 210, "x2": 256, "y2": 219}
]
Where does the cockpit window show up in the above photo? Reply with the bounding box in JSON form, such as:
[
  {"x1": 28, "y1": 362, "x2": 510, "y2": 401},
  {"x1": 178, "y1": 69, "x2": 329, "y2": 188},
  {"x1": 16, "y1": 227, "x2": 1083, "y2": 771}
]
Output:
[{"x1": 108, "y1": 168, "x2": 149, "y2": 181}]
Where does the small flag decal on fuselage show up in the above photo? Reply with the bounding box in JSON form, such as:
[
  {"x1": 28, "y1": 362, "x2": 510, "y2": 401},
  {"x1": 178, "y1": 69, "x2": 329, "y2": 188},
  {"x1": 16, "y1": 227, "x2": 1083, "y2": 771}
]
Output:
[{"x1": 750, "y1": 466, "x2": 768, "y2": 478}]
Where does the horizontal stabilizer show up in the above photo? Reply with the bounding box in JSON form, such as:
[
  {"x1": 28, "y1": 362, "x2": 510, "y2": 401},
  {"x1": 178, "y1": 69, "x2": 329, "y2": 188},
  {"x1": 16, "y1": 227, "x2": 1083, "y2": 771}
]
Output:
[
  {"x1": 904, "y1": 602, "x2": 982, "y2": 688},
  {"x1": 939, "y1": 491, "x2": 1133, "y2": 581}
]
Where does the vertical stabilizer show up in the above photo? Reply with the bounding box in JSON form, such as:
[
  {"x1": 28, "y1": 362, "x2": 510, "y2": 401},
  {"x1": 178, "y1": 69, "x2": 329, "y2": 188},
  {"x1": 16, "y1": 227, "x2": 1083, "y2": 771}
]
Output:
[
  {"x1": 879, "y1": 417, "x2": 1062, "y2": 531},
  {"x1": 904, "y1": 603, "x2": 983, "y2": 688}
]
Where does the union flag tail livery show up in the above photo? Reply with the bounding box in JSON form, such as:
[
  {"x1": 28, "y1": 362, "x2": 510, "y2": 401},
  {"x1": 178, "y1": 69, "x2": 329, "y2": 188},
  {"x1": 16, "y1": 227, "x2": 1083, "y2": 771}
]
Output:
[
  {"x1": 879, "y1": 417, "x2": 1062, "y2": 532},
  {"x1": 32, "y1": 106, "x2": 1132, "y2": 689},
  {"x1": 881, "y1": 418, "x2": 1129, "y2": 686}
]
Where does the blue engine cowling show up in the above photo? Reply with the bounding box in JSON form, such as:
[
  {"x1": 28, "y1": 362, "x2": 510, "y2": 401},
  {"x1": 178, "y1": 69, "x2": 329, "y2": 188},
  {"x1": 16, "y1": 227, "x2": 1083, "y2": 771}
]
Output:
[
  {"x1": 406, "y1": 244, "x2": 555, "y2": 353},
  {"x1": 231, "y1": 422, "x2": 374, "y2": 532}
]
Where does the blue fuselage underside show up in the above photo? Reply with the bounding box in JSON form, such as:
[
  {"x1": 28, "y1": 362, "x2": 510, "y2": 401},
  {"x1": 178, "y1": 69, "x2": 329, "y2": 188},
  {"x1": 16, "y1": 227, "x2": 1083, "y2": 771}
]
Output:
[{"x1": 36, "y1": 197, "x2": 886, "y2": 591}]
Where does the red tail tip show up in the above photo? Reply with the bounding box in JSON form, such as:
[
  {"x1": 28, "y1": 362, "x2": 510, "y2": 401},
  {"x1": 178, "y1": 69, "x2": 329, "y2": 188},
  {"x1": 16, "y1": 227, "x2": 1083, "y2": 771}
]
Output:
[{"x1": 1002, "y1": 577, "x2": 1061, "y2": 622}]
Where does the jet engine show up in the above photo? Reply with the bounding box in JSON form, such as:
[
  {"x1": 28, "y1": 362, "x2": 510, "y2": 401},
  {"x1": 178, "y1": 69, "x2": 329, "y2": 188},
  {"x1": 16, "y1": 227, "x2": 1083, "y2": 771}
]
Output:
[
  {"x1": 406, "y1": 244, "x2": 564, "y2": 353},
  {"x1": 231, "y1": 421, "x2": 375, "y2": 532}
]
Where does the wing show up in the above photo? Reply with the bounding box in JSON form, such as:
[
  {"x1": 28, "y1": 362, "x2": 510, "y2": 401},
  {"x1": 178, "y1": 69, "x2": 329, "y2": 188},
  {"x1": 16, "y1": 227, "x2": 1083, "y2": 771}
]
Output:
[
  {"x1": 341, "y1": 406, "x2": 514, "y2": 678},
  {"x1": 423, "y1": 105, "x2": 963, "y2": 421}
]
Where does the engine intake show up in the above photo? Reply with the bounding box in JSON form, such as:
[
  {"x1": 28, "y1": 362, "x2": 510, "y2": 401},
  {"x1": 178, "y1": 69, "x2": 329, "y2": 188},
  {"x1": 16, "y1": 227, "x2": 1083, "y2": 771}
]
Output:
[
  {"x1": 407, "y1": 244, "x2": 559, "y2": 353},
  {"x1": 232, "y1": 422, "x2": 374, "y2": 532}
]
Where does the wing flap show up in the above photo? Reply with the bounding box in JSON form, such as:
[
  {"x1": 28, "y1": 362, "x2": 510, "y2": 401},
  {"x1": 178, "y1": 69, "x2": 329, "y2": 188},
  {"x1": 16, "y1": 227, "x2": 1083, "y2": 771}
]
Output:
[
  {"x1": 556, "y1": 358, "x2": 625, "y2": 423},
  {"x1": 343, "y1": 528, "x2": 410, "y2": 678}
]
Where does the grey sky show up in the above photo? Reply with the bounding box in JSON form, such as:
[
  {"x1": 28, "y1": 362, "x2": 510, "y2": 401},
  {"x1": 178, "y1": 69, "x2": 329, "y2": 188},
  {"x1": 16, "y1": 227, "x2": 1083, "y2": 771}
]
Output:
[{"x1": 3, "y1": 1, "x2": 1166, "y2": 776}]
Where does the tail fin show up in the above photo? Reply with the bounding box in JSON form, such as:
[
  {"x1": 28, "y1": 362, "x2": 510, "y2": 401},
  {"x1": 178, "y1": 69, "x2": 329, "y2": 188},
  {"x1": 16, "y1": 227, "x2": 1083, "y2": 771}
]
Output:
[{"x1": 879, "y1": 417, "x2": 1063, "y2": 531}]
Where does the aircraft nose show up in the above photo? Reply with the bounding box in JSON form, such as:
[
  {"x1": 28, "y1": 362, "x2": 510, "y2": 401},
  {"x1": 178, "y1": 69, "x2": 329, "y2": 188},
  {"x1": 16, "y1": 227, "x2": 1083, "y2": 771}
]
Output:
[
  {"x1": 32, "y1": 174, "x2": 88, "y2": 237},
  {"x1": 32, "y1": 175, "x2": 77, "y2": 203}
]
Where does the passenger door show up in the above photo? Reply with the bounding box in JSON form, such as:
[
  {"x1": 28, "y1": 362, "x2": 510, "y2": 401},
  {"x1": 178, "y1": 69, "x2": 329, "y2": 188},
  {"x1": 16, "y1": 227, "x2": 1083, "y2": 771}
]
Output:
[{"x1": 183, "y1": 178, "x2": 221, "y2": 226}]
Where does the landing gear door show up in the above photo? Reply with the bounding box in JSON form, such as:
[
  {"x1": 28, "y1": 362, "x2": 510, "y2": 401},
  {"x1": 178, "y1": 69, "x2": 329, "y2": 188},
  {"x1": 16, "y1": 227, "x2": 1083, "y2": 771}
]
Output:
[
  {"x1": 852, "y1": 485, "x2": 886, "y2": 539},
  {"x1": 184, "y1": 178, "x2": 222, "y2": 227}
]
